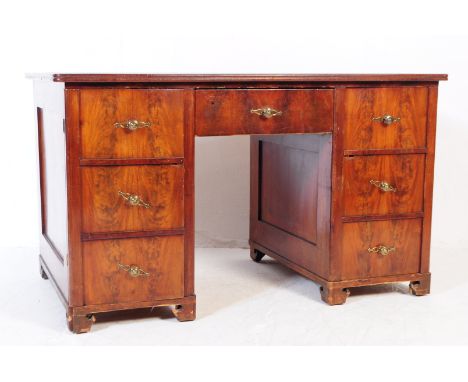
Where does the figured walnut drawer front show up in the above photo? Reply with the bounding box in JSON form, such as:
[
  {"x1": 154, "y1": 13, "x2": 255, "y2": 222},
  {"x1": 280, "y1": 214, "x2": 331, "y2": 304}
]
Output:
[
  {"x1": 342, "y1": 87, "x2": 428, "y2": 150},
  {"x1": 341, "y1": 219, "x2": 422, "y2": 279},
  {"x1": 343, "y1": 154, "x2": 425, "y2": 216},
  {"x1": 195, "y1": 89, "x2": 334, "y2": 136},
  {"x1": 83, "y1": 236, "x2": 184, "y2": 305},
  {"x1": 80, "y1": 89, "x2": 185, "y2": 159},
  {"x1": 82, "y1": 165, "x2": 184, "y2": 233}
]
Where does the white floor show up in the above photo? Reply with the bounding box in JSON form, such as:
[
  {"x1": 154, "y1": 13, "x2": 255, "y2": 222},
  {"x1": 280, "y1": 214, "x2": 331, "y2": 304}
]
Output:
[{"x1": 1, "y1": 246, "x2": 467, "y2": 345}]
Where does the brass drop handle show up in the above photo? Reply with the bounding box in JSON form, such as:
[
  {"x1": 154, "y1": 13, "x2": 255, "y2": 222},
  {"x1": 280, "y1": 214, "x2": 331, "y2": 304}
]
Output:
[
  {"x1": 368, "y1": 245, "x2": 395, "y2": 256},
  {"x1": 114, "y1": 119, "x2": 152, "y2": 131},
  {"x1": 370, "y1": 180, "x2": 397, "y2": 192},
  {"x1": 372, "y1": 114, "x2": 400, "y2": 125},
  {"x1": 250, "y1": 107, "x2": 283, "y2": 119},
  {"x1": 118, "y1": 191, "x2": 151, "y2": 208},
  {"x1": 118, "y1": 263, "x2": 149, "y2": 277}
]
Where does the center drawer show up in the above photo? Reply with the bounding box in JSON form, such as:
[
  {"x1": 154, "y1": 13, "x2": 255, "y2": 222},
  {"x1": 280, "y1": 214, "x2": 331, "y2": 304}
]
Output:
[
  {"x1": 82, "y1": 165, "x2": 184, "y2": 233},
  {"x1": 83, "y1": 236, "x2": 184, "y2": 305},
  {"x1": 195, "y1": 89, "x2": 334, "y2": 136}
]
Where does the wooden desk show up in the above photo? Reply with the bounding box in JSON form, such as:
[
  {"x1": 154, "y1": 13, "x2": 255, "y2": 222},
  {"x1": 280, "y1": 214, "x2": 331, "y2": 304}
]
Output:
[{"x1": 29, "y1": 74, "x2": 447, "y2": 333}]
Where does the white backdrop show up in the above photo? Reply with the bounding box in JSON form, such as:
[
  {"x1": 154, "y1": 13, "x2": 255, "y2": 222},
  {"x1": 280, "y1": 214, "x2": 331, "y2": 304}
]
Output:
[{"x1": 0, "y1": 0, "x2": 467, "y2": 251}]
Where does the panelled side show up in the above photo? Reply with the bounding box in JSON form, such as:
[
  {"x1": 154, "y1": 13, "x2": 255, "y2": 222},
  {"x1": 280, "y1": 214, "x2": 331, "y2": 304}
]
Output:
[
  {"x1": 35, "y1": 80, "x2": 69, "y2": 304},
  {"x1": 250, "y1": 134, "x2": 332, "y2": 279}
]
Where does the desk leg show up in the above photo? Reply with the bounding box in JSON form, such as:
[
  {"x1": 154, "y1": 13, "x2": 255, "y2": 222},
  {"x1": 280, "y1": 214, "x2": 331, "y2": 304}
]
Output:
[
  {"x1": 172, "y1": 301, "x2": 196, "y2": 322},
  {"x1": 409, "y1": 273, "x2": 431, "y2": 296},
  {"x1": 250, "y1": 247, "x2": 265, "y2": 263},
  {"x1": 67, "y1": 310, "x2": 96, "y2": 334},
  {"x1": 320, "y1": 285, "x2": 350, "y2": 305}
]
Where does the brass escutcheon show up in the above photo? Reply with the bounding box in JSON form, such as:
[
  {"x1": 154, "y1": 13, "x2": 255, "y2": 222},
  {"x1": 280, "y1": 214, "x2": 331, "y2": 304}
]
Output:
[
  {"x1": 370, "y1": 180, "x2": 397, "y2": 192},
  {"x1": 372, "y1": 114, "x2": 401, "y2": 125},
  {"x1": 368, "y1": 245, "x2": 396, "y2": 256},
  {"x1": 118, "y1": 191, "x2": 151, "y2": 208},
  {"x1": 250, "y1": 107, "x2": 283, "y2": 119},
  {"x1": 114, "y1": 119, "x2": 152, "y2": 131},
  {"x1": 118, "y1": 263, "x2": 149, "y2": 277}
]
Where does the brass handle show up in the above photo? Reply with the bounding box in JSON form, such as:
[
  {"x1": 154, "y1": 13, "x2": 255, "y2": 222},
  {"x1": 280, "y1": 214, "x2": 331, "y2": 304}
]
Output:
[
  {"x1": 114, "y1": 119, "x2": 152, "y2": 131},
  {"x1": 118, "y1": 263, "x2": 149, "y2": 277},
  {"x1": 370, "y1": 180, "x2": 397, "y2": 192},
  {"x1": 250, "y1": 107, "x2": 283, "y2": 119},
  {"x1": 118, "y1": 191, "x2": 151, "y2": 208},
  {"x1": 368, "y1": 245, "x2": 395, "y2": 256},
  {"x1": 372, "y1": 114, "x2": 400, "y2": 125}
]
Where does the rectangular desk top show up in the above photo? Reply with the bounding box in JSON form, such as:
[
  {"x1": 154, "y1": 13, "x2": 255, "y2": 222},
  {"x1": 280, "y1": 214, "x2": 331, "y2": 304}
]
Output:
[{"x1": 27, "y1": 73, "x2": 448, "y2": 83}]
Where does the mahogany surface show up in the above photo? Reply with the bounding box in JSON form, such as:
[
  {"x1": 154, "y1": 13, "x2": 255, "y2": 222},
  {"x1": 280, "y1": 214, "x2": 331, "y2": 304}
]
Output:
[
  {"x1": 342, "y1": 154, "x2": 425, "y2": 216},
  {"x1": 340, "y1": 219, "x2": 422, "y2": 279},
  {"x1": 80, "y1": 89, "x2": 185, "y2": 159},
  {"x1": 28, "y1": 73, "x2": 448, "y2": 83},
  {"x1": 250, "y1": 134, "x2": 332, "y2": 278},
  {"x1": 81, "y1": 165, "x2": 184, "y2": 233},
  {"x1": 83, "y1": 236, "x2": 184, "y2": 305},
  {"x1": 342, "y1": 87, "x2": 428, "y2": 150},
  {"x1": 195, "y1": 89, "x2": 333, "y2": 136},
  {"x1": 31, "y1": 73, "x2": 446, "y2": 332}
]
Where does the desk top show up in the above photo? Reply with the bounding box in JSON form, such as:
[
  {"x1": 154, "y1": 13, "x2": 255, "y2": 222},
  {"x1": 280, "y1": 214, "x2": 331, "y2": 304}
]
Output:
[{"x1": 28, "y1": 73, "x2": 448, "y2": 83}]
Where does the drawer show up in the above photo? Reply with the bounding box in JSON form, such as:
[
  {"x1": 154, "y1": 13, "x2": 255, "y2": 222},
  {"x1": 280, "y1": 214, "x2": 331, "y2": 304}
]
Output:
[
  {"x1": 195, "y1": 89, "x2": 333, "y2": 136},
  {"x1": 342, "y1": 87, "x2": 428, "y2": 150},
  {"x1": 341, "y1": 219, "x2": 421, "y2": 279},
  {"x1": 82, "y1": 165, "x2": 184, "y2": 233},
  {"x1": 343, "y1": 154, "x2": 425, "y2": 216},
  {"x1": 83, "y1": 236, "x2": 184, "y2": 305},
  {"x1": 80, "y1": 89, "x2": 185, "y2": 159}
]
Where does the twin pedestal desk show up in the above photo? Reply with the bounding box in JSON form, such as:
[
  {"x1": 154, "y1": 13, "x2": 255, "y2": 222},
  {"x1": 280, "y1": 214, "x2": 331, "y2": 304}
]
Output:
[{"x1": 29, "y1": 74, "x2": 447, "y2": 333}]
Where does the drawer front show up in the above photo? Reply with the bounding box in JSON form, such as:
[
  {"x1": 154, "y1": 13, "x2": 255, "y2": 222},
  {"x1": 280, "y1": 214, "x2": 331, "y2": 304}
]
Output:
[
  {"x1": 343, "y1": 154, "x2": 425, "y2": 216},
  {"x1": 83, "y1": 236, "x2": 184, "y2": 305},
  {"x1": 82, "y1": 165, "x2": 184, "y2": 233},
  {"x1": 80, "y1": 89, "x2": 185, "y2": 159},
  {"x1": 343, "y1": 87, "x2": 428, "y2": 150},
  {"x1": 341, "y1": 219, "x2": 421, "y2": 279},
  {"x1": 195, "y1": 89, "x2": 334, "y2": 136}
]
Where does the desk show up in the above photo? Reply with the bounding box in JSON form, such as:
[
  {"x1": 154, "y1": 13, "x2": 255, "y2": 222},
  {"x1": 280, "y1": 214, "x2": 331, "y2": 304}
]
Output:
[{"x1": 29, "y1": 74, "x2": 447, "y2": 333}]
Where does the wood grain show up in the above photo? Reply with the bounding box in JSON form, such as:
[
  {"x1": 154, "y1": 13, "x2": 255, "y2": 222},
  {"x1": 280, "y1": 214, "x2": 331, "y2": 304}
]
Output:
[
  {"x1": 343, "y1": 87, "x2": 428, "y2": 150},
  {"x1": 260, "y1": 140, "x2": 318, "y2": 243},
  {"x1": 183, "y1": 90, "x2": 195, "y2": 296},
  {"x1": 65, "y1": 89, "x2": 84, "y2": 306},
  {"x1": 343, "y1": 154, "x2": 425, "y2": 216},
  {"x1": 82, "y1": 165, "x2": 184, "y2": 233},
  {"x1": 250, "y1": 134, "x2": 332, "y2": 277},
  {"x1": 83, "y1": 236, "x2": 184, "y2": 305},
  {"x1": 420, "y1": 86, "x2": 439, "y2": 273},
  {"x1": 340, "y1": 219, "x2": 422, "y2": 279},
  {"x1": 196, "y1": 89, "x2": 333, "y2": 136},
  {"x1": 80, "y1": 89, "x2": 184, "y2": 159},
  {"x1": 329, "y1": 86, "x2": 346, "y2": 282}
]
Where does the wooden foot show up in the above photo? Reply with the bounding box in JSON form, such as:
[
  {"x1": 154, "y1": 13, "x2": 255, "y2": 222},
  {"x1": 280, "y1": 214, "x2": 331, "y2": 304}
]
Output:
[
  {"x1": 250, "y1": 248, "x2": 265, "y2": 263},
  {"x1": 320, "y1": 285, "x2": 350, "y2": 305},
  {"x1": 172, "y1": 302, "x2": 196, "y2": 322},
  {"x1": 409, "y1": 274, "x2": 431, "y2": 296},
  {"x1": 39, "y1": 264, "x2": 48, "y2": 280},
  {"x1": 67, "y1": 312, "x2": 96, "y2": 334}
]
